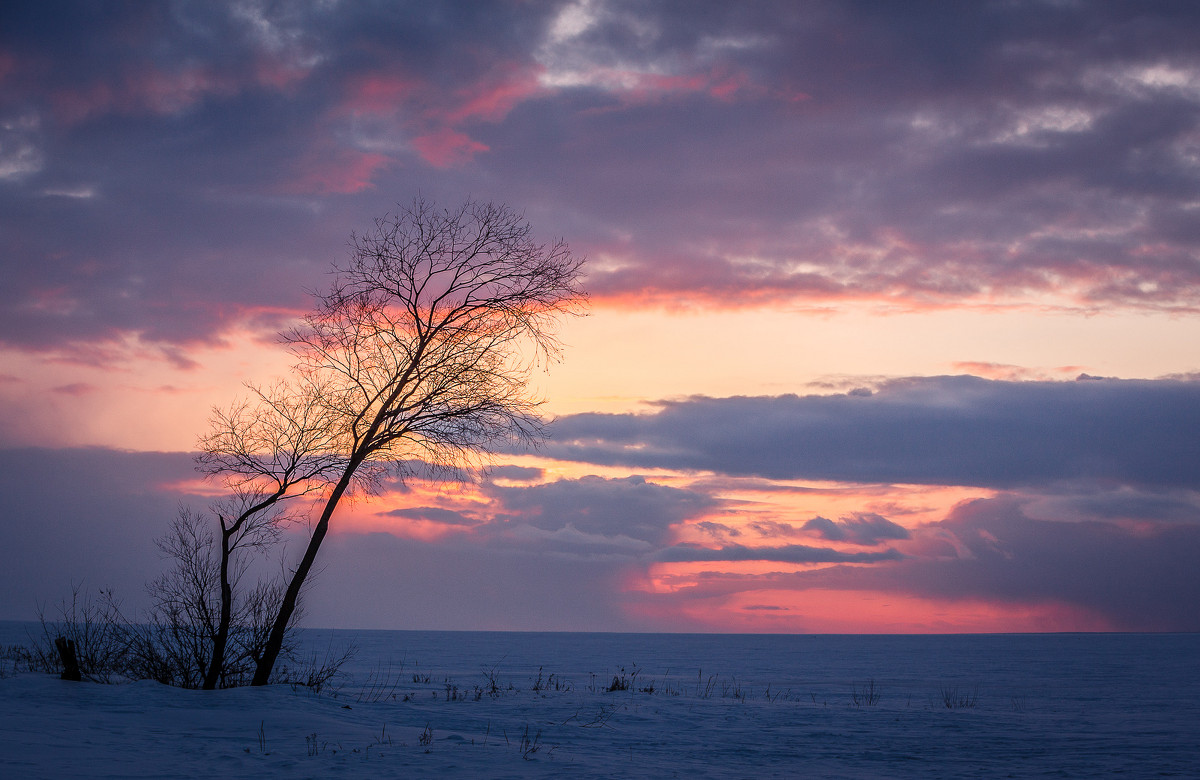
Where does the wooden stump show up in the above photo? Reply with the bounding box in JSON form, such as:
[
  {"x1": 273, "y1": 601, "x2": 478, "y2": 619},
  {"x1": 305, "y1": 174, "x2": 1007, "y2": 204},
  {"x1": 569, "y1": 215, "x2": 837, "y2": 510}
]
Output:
[{"x1": 54, "y1": 636, "x2": 82, "y2": 681}]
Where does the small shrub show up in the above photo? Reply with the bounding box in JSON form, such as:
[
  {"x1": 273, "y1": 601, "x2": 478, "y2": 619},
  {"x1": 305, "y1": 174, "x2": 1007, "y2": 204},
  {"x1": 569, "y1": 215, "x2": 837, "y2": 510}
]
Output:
[
  {"x1": 851, "y1": 678, "x2": 881, "y2": 707},
  {"x1": 719, "y1": 677, "x2": 746, "y2": 701},
  {"x1": 281, "y1": 644, "x2": 356, "y2": 694},
  {"x1": 606, "y1": 666, "x2": 640, "y2": 692},
  {"x1": 481, "y1": 662, "x2": 503, "y2": 698},
  {"x1": 0, "y1": 644, "x2": 35, "y2": 678},
  {"x1": 699, "y1": 671, "x2": 719, "y2": 699},
  {"x1": 940, "y1": 684, "x2": 978, "y2": 709},
  {"x1": 519, "y1": 725, "x2": 542, "y2": 759},
  {"x1": 530, "y1": 666, "x2": 572, "y2": 694}
]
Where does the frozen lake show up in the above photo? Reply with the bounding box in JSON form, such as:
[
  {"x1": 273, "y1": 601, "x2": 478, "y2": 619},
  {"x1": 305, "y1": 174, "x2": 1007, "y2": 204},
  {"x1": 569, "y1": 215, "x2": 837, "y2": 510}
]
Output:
[{"x1": 2, "y1": 623, "x2": 1197, "y2": 777}]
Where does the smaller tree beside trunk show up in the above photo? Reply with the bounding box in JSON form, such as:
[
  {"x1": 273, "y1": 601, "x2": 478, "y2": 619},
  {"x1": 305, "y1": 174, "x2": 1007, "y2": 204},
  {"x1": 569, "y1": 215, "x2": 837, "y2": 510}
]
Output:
[{"x1": 193, "y1": 378, "x2": 345, "y2": 688}]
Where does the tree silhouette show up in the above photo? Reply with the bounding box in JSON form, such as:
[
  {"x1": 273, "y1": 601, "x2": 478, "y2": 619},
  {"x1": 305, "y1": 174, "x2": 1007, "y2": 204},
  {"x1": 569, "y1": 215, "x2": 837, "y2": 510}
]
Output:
[{"x1": 202, "y1": 197, "x2": 586, "y2": 685}]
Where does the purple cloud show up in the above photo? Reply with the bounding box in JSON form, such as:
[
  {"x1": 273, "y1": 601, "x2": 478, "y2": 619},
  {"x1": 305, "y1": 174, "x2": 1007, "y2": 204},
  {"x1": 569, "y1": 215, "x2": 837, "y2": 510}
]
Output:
[
  {"x1": 797, "y1": 496, "x2": 1200, "y2": 631},
  {"x1": 656, "y1": 543, "x2": 904, "y2": 564},
  {"x1": 3, "y1": 2, "x2": 1200, "y2": 358}
]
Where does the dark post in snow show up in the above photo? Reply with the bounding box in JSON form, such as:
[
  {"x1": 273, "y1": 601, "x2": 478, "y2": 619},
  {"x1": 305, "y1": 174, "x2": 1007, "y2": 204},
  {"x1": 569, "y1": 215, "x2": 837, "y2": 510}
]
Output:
[{"x1": 55, "y1": 636, "x2": 81, "y2": 681}]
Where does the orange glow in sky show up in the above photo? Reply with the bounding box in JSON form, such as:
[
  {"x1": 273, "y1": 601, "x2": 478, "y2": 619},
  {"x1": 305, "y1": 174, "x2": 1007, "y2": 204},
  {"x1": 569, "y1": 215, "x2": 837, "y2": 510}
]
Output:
[{"x1": 626, "y1": 585, "x2": 1114, "y2": 634}]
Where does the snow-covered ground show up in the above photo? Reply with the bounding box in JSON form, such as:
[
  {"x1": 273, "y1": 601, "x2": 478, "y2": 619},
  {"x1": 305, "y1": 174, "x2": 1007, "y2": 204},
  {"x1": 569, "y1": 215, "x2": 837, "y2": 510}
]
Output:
[{"x1": 2, "y1": 625, "x2": 1197, "y2": 778}]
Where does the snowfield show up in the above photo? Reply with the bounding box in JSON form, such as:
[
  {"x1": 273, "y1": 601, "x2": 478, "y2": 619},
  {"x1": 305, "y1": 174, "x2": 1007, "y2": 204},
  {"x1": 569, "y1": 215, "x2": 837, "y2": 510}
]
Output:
[{"x1": 1, "y1": 627, "x2": 1197, "y2": 778}]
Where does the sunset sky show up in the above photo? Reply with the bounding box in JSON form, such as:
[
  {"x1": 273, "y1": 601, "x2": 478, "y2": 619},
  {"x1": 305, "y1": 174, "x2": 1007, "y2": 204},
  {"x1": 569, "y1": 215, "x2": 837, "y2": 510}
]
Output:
[{"x1": 3, "y1": 1, "x2": 1200, "y2": 633}]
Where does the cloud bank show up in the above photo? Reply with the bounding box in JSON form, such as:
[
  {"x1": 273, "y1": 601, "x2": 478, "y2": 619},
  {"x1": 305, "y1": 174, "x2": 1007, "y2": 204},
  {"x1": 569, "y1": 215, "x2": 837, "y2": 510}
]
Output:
[
  {"x1": 546, "y1": 376, "x2": 1200, "y2": 490},
  {"x1": 3, "y1": 1, "x2": 1200, "y2": 358},
  {"x1": 6, "y1": 372, "x2": 1200, "y2": 634}
]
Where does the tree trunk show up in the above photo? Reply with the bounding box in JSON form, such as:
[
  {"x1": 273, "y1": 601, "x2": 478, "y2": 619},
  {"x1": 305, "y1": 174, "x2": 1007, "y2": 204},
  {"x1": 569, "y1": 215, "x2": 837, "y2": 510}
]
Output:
[
  {"x1": 203, "y1": 527, "x2": 234, "y2": 690},
  {"x1": 250, "y1": 474, "x2": 351, "y2": 685}
]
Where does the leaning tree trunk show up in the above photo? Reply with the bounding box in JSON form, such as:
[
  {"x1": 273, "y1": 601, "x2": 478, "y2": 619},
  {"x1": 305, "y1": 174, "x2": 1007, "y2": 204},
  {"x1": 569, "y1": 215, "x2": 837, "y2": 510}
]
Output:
[{"x1": 250, "y1": 473, "x2": 351, "y2": 685}]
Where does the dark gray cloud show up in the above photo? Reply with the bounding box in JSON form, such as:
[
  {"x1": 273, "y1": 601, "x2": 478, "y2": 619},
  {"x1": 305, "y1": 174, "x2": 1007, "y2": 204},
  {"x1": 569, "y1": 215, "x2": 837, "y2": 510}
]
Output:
[
  {"x1": 802, "y1": 513, "x2": 910, "y2": 545},
  {"x1": 748, "y1": 520, "x2": 800, "y2": 538},
  {"x1": 695, "y1": 520, "x2": 741, "y2": 538},
  {"x1": 3, "y1": 1, "x2": 1200, "y2": 356},
  {"x1": 1028, "y1": 486, "x2": 1200, "y2": 525},
  {"x1": 379, "y1": 506, "x2": 479, "y2": 527},
  {"x1": 483, "y1": 474, "x2": 720, "y2": 550},
  {"x1": 545, "y1": 376, "x2": 1200, "y2": 491},
  {"x1": 486, "y1": 465, "x2": 545, "y2": 482}
]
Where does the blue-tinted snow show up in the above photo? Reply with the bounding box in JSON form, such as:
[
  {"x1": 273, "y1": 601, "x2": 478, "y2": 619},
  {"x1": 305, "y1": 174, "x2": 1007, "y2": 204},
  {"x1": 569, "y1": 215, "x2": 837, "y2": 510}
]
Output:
[{"x1": 1, "y1": 625, "x2": 1197, "y2": 778}]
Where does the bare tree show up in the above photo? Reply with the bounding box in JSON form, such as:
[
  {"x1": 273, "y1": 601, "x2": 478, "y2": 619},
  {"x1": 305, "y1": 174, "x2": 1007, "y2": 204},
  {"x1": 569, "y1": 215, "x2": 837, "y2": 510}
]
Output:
[
  {"x1": 142, "y1": 507, "x2": 222, "y2": 687},
  {"x1": 131, "y1": 502, "x2": 298, "y2": 688},
  {"x1": 202, "y1": 197, "x2": 586, "y2": 685}
]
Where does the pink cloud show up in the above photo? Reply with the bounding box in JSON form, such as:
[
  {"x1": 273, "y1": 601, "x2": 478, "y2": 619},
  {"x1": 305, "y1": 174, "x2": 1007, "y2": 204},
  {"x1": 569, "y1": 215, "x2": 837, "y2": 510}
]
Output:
[
  {"x1": 628, "y1": 579, "x2": 1113, "y2": 633},
  {"x1": 950, "y1": 362, "x2": 1086, "y2": 381},
  {"x1": 609, "y1": 69, "x2": 710, "y2": 102},
  {"x1": 285, "y1": 147, "x2": 394, "y2": 194},
  {"x1": 340, "y1": 62, "x2": 545, "y2": 124},
  {"x1": 411, "y1": 129, "x2": 489, "y2": 168},
  {"x1": 441, "y1": 64, "x2": 547, "y2": 123},
  {"x1": 707, "y1": 70, "x2": 749, "y2": 101},
  {"x1": 333, "y1": 63, "x2": 543, "y2": 170}
]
